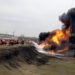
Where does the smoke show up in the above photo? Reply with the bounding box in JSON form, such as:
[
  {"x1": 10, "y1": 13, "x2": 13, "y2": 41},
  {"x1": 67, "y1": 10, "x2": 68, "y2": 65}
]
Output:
[
  {"x1": 59, "y1": 13, "x2": 69, "y2": 23},
  {"x1": 39, "y1": 32, "x2": 50, "y2": 42},
  {"x1": 59, "y1": 8, "x2": 75, "y2": 30},
  {"x1": 67, "y1": 8, "x2": 75, "y2": 19},
  {"x1": 59, "y1": 8, "x2": 75, "y2": 23}
]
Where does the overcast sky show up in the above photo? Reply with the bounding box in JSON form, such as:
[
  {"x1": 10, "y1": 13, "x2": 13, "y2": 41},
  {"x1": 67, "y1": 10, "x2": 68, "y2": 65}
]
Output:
[{"x1": 0, "y1": 0, "x2": 75, "y2": 37}]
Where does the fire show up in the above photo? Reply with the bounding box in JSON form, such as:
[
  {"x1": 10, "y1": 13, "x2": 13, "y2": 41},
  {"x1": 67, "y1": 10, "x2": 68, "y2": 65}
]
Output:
[
  {"x1": 57, "y1": 47, "x2": 68, "y2": 53},
  {"x1": 49, "y1": 50, "x2": 55, "y2": 54},
  {"x1": 48, "y1": 48, "x2": 68, "y2": 54},
  {"x1": 38, "y1": 42, "x2": 51, "y2": 48},
  {"x1": 51, "y1": 29, "x2": 65, "y2": 45},
  {"x1": 38, "y1": 27, "x2": 70, "y2": 54},
  {"x1": 65, "y1": 27, "x2": 70, "y2": 39}
]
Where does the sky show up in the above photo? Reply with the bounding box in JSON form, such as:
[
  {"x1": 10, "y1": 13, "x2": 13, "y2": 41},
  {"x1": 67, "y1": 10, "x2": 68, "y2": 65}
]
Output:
[{"x1": 0, "y1": 0, "x2": 75, "y2": 37}]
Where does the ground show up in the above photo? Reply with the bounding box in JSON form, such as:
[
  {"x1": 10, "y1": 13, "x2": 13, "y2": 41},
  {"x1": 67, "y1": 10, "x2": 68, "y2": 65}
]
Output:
[
  {"x1": 0, "y1": 45, "x2": 75, "y2": 75},
  {"x1": 0, "y1": 58, "x2": 75, "y2": 75}
]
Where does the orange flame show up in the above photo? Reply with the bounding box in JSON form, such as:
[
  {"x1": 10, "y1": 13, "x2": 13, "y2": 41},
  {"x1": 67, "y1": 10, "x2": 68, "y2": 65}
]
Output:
[
  {"x1": 49, "y1": 50, "x2": 55, "y2": 54},
  {"x1": 51, "y1": 29, "x2": 65, "y2": 45},
  {"x1": 38, "y1": 27, "x2": 70, "y2": 53}
]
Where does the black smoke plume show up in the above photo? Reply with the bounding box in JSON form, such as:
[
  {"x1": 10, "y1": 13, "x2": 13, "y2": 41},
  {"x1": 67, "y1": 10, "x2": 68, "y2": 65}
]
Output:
[
  {"x1": 39, "y1": 32, "x2": 50, "y2": 42},
  {"x1": 59, "y1": 8, "x2": 75, "y2": 30}
]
